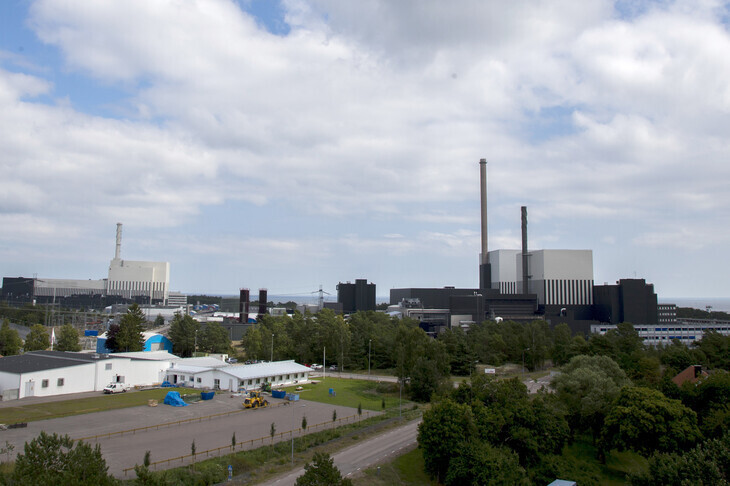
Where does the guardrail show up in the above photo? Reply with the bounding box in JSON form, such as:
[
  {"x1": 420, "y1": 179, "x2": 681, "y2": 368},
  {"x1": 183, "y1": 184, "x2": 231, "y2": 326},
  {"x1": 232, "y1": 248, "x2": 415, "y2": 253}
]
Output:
[
  {"x1": 76, "y1": 401, "x2": 287, "y2": 442},
  {"x1": 121, "y1": 410, "x2": 371, "y2": 476}
]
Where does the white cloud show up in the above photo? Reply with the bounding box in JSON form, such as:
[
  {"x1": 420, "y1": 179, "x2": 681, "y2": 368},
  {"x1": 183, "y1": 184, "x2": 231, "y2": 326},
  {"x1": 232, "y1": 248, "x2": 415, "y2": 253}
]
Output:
[{"x1": 1, "y1": 0, "x2": 729, "y2": 296}]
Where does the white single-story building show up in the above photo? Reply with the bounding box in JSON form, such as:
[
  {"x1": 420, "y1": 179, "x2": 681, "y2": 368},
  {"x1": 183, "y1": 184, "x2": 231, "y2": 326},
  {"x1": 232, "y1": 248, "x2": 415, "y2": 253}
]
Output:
[
  {"x1": 0, "y1": 350, "x2": 175, "y2": 400},
  {"x1": 165, "y1": 360, "x2": 311, "y2": 392}
]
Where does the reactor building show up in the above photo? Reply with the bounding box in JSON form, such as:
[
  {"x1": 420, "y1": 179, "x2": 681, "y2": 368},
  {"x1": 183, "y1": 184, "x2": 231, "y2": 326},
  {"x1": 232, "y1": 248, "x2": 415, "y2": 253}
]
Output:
[
  {"x1": 2, "y1": 223, "x2": 171, "y2": 308},
  {"x1": 389, "y1": 158, "x2": 659, "y2": 335}
]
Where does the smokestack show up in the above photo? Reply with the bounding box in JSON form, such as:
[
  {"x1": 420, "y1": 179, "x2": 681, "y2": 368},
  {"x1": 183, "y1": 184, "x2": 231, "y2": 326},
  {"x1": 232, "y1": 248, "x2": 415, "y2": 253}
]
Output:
[
  {"x1": 239, "y1": 288, "x2": 249, "y2": 323},
  {"x1": 258, "y1": 289, "x2": 268, "y2": 316},
  {"x1": 115, "y1": 223, "x2": 123, "y2": 260},
  {"x1": 479, "y1": 159, "x2": 492, "y2": 289},
  {"x1": 521, "y1": 206, "x2": 529, "y2": 295}
]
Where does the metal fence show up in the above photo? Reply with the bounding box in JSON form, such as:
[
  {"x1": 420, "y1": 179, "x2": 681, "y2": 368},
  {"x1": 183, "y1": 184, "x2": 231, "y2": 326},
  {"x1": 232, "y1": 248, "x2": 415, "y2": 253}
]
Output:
[{"x1": 121, "y1": 410, "x2": 371, "y2": 476}]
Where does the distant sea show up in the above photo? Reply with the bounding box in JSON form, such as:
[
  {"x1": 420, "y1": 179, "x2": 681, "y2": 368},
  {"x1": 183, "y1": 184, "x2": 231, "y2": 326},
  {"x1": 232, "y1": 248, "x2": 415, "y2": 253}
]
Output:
[
  {"x1": 218, "y1": 294, "x2": 730, "y2": 312},
  {"x1": 661, "y1": 298, "x2": 730, "y2": 313}
]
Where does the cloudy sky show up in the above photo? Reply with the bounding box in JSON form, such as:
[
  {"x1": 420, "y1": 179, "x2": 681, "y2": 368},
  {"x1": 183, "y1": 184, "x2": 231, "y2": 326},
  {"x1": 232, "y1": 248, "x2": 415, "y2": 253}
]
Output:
[{"x1": 1, "y1": 0, "x2": 729, "y2": 300}]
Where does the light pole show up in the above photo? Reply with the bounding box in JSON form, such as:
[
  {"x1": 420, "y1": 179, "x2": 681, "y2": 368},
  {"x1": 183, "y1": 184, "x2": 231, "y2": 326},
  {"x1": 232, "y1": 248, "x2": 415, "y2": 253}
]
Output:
[
  {"x1": 291, "y1": 403, "x2": 305, "y2": 465},
  {"x1": 368, "y1": 339, "x2": 372, "y2": 377},
  {"x1": 522, "y1": 347, "x2": 531, "y2": 378},
  {"x1": 271, "y1": 333, "x2": 274, "y2": 362}
]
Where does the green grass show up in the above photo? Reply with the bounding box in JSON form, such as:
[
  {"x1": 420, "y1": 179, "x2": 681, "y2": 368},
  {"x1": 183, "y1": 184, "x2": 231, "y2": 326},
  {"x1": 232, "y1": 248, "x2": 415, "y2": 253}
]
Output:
[
  {"x1": 356, "y1": 447, "x2": 437, "y2": 486},
  {"x1": 282, "y1": 378, "x2": 405, "y2": 411},
  {"x1": 0, "y1": 388, "x2": 193, "y2": 424}
]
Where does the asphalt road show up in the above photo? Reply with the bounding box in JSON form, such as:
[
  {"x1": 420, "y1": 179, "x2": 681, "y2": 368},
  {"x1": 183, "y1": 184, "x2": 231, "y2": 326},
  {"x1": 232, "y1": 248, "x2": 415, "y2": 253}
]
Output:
[{"x1": 259, "y1": 418, "x2": 421, "y2": 486}]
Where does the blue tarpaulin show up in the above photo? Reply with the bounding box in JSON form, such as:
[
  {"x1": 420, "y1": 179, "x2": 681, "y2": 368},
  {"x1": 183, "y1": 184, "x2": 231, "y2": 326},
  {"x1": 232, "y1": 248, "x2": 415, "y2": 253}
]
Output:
[{"x1": 163, "y1": 391, "x2": 188, "y2": 407}]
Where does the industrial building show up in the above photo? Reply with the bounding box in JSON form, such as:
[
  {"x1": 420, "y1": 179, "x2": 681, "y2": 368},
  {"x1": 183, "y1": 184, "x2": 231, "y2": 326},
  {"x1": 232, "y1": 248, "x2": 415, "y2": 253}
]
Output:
[
  {"x1": 591, "y1": 318, "x2": 730, "y2": 345},
  {"x1": 390, "y1": 159, "x2": 667, "y2": 336},
  {"x1": 0, "y1": 350, "x2": 175, "y2": 400},
  {"x1": 1, "y1": 223, "x2": 173, "y2": 308},
  {"x1": 337, "y1": 279, "x2": 376, "y2": 314}
]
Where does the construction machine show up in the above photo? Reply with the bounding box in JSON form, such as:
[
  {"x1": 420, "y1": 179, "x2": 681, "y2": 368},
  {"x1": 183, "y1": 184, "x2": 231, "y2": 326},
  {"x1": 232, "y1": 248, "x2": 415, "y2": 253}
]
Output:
[{"x1": 243, "y1": 390, "x2": 269, "y2": 409}]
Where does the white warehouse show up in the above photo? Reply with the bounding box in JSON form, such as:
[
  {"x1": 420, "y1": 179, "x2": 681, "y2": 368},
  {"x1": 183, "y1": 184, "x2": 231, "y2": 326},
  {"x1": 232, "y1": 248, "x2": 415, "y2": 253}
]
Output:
[
  {"x1": 0, "y1": 351, "x2": 174, "y2": 400},
  {"x1": 165, "y1": 360, "x2": 311, "y2": 392}
]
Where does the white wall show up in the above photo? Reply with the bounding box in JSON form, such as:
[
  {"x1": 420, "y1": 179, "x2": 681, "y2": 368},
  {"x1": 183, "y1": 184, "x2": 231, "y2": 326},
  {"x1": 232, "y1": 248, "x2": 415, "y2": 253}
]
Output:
[
  {"x1": 489, "y1": 249, "x2": 521, "y2": 293},
  {"x1": 19, "y1": 363, "x2": 98, "y2": 399},
  {"x1": 0, "y1": 371, "x2": 20, "y2": 397},
  {"x1": 108, "y1": 258, "x2": 170, "y2": 301}
]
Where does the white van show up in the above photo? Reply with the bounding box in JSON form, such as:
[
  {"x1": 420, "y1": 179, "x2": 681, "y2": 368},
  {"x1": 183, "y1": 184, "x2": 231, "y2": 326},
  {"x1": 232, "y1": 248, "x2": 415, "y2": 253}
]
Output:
[{"x1": 103, "y1": 383, "x2": 129, "y2": 394}]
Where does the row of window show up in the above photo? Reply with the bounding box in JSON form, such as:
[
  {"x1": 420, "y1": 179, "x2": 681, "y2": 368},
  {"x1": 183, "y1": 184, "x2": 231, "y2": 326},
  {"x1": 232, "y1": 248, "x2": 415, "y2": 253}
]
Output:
[
  {"x1": 179, "y1": 372, "x2": 308, "y2": 386},
  {"x1": 41, "y1": 378, "x2": 64, "y2": 388}
]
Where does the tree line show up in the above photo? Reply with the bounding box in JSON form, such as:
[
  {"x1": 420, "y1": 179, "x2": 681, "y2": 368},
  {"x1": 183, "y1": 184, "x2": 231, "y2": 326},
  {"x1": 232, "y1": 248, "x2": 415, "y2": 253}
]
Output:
[{"x1": 416, "y1": 323, "x2": 730, "y2": 485}]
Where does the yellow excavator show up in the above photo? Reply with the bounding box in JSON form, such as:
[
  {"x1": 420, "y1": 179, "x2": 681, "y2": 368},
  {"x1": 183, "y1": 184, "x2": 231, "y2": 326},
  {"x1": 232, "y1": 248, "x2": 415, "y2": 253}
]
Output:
[{"x1": 243, "y1": 390, "x2": 269, "y2": 409}]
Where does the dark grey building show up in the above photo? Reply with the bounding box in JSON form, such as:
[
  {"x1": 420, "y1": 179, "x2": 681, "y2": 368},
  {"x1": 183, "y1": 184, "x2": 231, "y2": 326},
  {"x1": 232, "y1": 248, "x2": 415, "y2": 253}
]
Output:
[
  {"x1": 593, "y1": 279, "x2": 658, "y2": 325},
  {"x1": 337, "y1": 279, "x2": 376, "y2": 314}
]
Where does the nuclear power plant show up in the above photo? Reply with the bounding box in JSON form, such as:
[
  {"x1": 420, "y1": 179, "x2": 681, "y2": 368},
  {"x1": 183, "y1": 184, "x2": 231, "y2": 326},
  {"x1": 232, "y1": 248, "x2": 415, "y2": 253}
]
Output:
[
  {"x1": 1, "y1": 223, "x2": 173, "y2": 308},
  {"x1": 389, "y1": 158, "x2": 659, "y2": 335}
]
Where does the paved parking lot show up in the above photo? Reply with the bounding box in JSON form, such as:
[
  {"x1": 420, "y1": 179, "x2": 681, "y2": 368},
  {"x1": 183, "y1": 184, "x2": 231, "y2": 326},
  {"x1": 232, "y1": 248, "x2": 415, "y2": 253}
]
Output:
[{"x1": 0, "y1": 391, "x2": 369, "y2": 477}]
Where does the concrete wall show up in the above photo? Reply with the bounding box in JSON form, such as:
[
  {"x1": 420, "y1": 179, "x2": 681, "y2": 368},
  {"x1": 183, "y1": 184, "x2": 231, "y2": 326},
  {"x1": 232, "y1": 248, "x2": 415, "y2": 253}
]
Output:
[{"x1": 108, "y1": 259, "x2": 170, "y2": 301}]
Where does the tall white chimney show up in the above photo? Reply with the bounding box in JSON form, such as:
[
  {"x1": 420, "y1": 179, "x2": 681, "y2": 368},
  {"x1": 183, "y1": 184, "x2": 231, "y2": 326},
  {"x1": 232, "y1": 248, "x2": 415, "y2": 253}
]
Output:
[{"x1": 115, "y1": 223, "x2": 122, "y2": 260}]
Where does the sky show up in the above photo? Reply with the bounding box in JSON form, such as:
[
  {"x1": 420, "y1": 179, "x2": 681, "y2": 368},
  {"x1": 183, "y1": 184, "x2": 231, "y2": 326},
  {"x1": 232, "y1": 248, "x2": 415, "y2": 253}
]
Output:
[{"x1": 1, "y1": 0, "x2": 729, "y2": 300}]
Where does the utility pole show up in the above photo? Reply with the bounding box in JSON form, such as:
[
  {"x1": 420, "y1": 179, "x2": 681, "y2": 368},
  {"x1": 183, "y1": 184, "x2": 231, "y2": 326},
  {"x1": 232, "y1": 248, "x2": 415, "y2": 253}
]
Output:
[{"x1": 368, "y1": 339, "x2": 372, "y2": 377}]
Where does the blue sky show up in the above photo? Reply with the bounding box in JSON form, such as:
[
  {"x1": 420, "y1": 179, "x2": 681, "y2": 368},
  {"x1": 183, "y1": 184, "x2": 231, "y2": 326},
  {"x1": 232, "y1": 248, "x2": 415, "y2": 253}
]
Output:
[{"x1": 1, "y1": 0, "x2": 730, "y2": 300}]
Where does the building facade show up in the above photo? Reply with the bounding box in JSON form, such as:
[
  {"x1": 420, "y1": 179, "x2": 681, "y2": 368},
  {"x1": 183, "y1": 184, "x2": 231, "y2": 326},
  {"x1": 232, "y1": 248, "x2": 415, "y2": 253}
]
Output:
[{"x1": 337, "y1": 279, "x2": 376, "y2": 314}]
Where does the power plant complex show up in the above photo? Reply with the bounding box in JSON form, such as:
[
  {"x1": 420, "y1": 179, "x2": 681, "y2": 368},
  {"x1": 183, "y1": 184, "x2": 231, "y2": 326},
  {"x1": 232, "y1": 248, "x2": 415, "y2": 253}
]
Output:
[
  {"x1": 2, "y1": 223, "x2": 172, "y2": 308},
  {"x1": 389, "y1": 159, "x2": 660, "y2": 335},
  {"x1": 3, "y1": 159, "x2": 727, "y2": 344}
]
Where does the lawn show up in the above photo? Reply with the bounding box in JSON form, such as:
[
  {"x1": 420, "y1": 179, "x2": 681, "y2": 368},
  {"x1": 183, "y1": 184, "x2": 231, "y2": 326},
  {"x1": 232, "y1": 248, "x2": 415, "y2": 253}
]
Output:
[
  {"x1": 356, "y1": 447, "x2": 437, "y2": 486},
  {"x1": 281, "y1": 378, "x2": 406, "y2": 411},
  {"x1": 0, "y1": 388, "x2": 192, "y2": 424}
]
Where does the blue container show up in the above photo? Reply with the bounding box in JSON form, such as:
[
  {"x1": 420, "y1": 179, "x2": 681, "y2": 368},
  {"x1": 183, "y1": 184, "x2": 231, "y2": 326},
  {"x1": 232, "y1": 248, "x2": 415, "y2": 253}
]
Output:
[
  {"x1": 287, "y1": 394, "x2": 299, "y2": 401},
  {"x1": 272, "y1": 390, "x2": 286, "y2": 399},
  {"x1": 84, "y1": 330, "x2": 99, "y2": 336},
  {"x1": 201, "y1": 391, "x2": 215, "y2": 400}
]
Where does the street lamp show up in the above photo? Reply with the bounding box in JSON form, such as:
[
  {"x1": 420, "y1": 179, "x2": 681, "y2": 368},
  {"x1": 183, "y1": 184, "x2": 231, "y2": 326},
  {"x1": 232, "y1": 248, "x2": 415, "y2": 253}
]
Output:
[
  {"x1": 368, "y1": 339, "x2": 372, "y2": 377},
  {"x1": 522, "y1": 347, "x2": 531, "y2": 378},
  {"x1": 291, "y1": 403, "x2": 305, "y2": 465},
  {"x1": 271, "y1": 333, "x2": 274, "y2": 362}
]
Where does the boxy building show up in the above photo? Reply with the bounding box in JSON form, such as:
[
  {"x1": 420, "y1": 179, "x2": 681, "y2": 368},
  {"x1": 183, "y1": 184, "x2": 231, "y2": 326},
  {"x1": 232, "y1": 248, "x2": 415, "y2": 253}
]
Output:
[
  {"x1": 0, "y1": 351, "x2": 173, "y2": 400},
  {"x1": 337, "y1": 279, "x2": 376, "y2": 314}
]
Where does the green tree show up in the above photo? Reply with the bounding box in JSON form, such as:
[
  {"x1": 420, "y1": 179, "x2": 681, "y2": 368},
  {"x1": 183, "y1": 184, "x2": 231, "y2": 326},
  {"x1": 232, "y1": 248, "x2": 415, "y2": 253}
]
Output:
[
  {"x1": 12, "y1": 431, "x2": 116, "y2": 485},
  {"x1": 24, "y1": 324, "x2": 50, "y2": 351},
  {"x1": 112, "y1": 304, "x2": 146, "y2": 352},
  {"x1": 445, "y1": 441, "x2": 528, "y2": 486},
  {"x1": 56, "y1": 324, "x2": 81, "y2": 352},
  {"x1": 153, "y1": 314, "x2": 165, "y2": 328},
  {"x1": 551, "y1": 323, "x2": 573, "y2": 366},
  {"x1": 295, "y1": 451, "x2": 353, "y2": 486},
  {"x1": 552, "y1": 354, "x2": 631, "y2": 440},
  {"x1": 600, "y1": 387, "x2": 702, "y2": 458},
  {"x1": 169, "y1": 313, "x2": 200, "y2": 357},
  {"x1": 0, "y1": 320, "x2": 23, "y2": 356},
  {"x1": 628, "y1": 433, "x2": 730, "y2": 486},
  {"x1": 697, "y1": 330, "x2": 730, "y2": 369},
  {"x1": 418, "y1": 399, "x2": 477, "y2": 483},
  {"x1": 200, "y1": 321, "x2": 231, "y2": 354}
]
